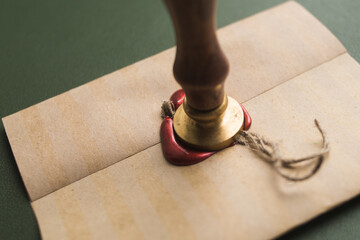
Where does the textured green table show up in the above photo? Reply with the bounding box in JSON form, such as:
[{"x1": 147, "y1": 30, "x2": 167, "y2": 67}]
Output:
[{"x1": 0, "y1": 0, "x2": 359, "y2": 239}]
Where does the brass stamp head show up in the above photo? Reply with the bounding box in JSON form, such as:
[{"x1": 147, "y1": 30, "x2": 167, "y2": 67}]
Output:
[{"x1": 173, "y1": 96, "x2": 244, "y2": 151}]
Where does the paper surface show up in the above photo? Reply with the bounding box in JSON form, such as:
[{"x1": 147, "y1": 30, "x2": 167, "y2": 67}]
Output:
[
  {"x1": 3, "y1": 1, "x2": 360, "y2": 239},
  {"x1": 32, "y1": 53, "x2": 360, "y2": 240}
]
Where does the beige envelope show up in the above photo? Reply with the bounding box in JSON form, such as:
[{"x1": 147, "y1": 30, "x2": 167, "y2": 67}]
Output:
[{"x1": 3, "y1": 1, "x2": 360, "y2": 239}]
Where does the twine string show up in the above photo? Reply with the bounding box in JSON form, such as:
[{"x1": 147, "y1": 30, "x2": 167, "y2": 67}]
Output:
[
  {"x1": 161, "y1": 101, "x2": 329, "y2": 181},
  {"x1": 161, "y1": 101, "x2": 175, "y2": 119},
  {"x1": 235, "y1": 120, "x2": 329, "y2": 181}
]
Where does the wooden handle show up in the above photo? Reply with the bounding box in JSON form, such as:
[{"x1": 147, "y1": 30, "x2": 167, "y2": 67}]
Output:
[{"x1": 164, "y1": 0, "x2": 229, "y2": 111}]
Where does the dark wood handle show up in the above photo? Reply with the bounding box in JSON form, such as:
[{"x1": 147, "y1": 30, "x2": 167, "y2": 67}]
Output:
[{"x1": 164, "y1": 0, "x2": 229, "y2": 111}]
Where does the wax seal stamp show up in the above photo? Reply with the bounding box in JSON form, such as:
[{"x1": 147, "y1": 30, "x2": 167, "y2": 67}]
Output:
[{"x1": 164, "y1": 0, "x2": 244, "y2": 151}]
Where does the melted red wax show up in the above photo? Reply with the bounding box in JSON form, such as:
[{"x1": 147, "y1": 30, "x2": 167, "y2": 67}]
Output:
[
  {"x1": 170, "y1": 89, "x2": 185, "y2": 109},
  {"x1": 161, "y1": 117, "x2": 216, "y2": 166},
  {"x1": 161, "y1": 89, "x2": 252, "y2": 166},
  {"x1": 240, "y1": 104, "x2": 252, "y2": 131}
]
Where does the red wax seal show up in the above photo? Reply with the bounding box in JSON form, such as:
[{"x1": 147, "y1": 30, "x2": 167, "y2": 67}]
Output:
[
  {"x1": 160, "y1": 89, "x2": 252, "y2": 166},
  {"x1": 161, "y1": 117, "x2": 216, "y2": 166},
  {"x1": 170, "y1": 89, "x2": 185, "y2": 109}
]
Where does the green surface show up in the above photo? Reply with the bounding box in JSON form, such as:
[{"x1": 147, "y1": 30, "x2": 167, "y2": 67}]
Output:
[{"x1": 0, "y1": 0, "x2": 359, "y2": 239}]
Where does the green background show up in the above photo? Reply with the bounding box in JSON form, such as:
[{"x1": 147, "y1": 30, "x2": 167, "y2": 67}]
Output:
[{"x1": 0, "y1": 0, "x2": 359, "y2": 239}]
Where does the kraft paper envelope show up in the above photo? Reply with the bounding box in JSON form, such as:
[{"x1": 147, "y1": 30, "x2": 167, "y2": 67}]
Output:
[{"x1": 3, "y1": 1, "x2": 360, "y2": 239}]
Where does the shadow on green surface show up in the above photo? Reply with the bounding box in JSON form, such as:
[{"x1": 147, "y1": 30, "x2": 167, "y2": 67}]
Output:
[
  {"x1": 279, "y1": 194, "x2": 360, "y2": 240},
  {"x1": 0, "y1": 128, "x2": 40, "y2": 240}
]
